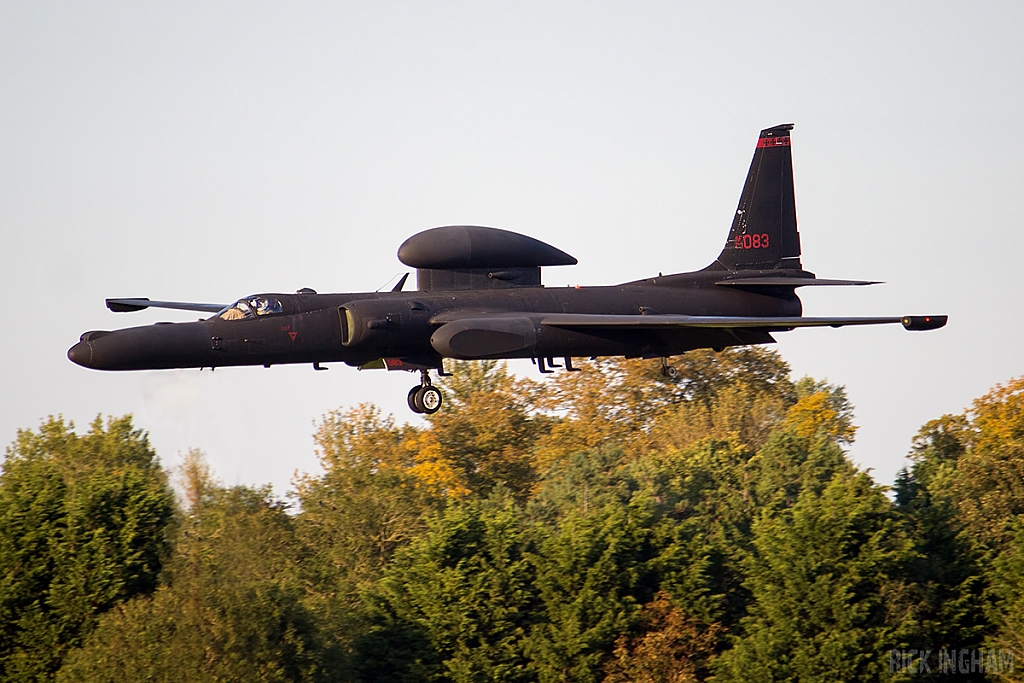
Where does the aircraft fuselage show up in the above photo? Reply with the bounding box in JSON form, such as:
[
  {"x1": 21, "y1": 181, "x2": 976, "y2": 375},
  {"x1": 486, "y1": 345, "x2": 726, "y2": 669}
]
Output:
[{"x1": 68, "y1": 269, "x2": 801, "y2": 372}]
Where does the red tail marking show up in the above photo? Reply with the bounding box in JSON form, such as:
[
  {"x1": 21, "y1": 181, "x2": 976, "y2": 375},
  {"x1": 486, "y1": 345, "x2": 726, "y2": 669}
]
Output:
[
  {"x1": 288, "y1": 331, "x2": 298, "y2": 341},
  {"x1": 757, "y1": 136, "x2": 791, "y2": 148}
]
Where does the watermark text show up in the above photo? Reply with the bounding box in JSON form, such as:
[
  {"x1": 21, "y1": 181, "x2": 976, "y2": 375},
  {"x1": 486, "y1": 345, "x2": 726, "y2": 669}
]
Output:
[{"x1": 889, "y1": 648, "x2": 1014, "y2": 675}]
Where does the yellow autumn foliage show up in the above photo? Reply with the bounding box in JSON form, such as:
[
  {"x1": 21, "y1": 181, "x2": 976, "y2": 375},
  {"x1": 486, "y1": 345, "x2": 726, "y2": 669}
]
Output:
[
  {"x1": 404, "y1": 429, "x2": 471, "y2": 500},
  {"x1": 784, "y1": 389, "x2": 858, "y2": 445}
]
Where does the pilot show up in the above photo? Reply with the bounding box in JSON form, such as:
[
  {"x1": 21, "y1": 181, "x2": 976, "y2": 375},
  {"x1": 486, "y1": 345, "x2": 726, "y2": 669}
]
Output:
[
  {"x1": 254, "y1": 298, "x2": 281, "y2": 316},
  {"x1": 219, "y1": 301, "x2": 253, "y2": 321}
]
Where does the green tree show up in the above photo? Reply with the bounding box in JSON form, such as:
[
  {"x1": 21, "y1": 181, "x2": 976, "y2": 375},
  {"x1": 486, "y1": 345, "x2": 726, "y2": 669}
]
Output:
[
  {"x1": 636, "y1": 438, "x2": 759, "y2": 631},
  {"x1": 893, "y1": 379, "x2": 1024, "y2": 670},
  {"x1": 894, "y1": 416, "x2": 988, "y2": 673},
  {"x1": 715, "y1": 470, "x2": 919, "y2": 683},
  {"x1": 59, "y1": 458, "x2": 335, "y2": 683},
  {"x1": 354, "y1": 492, "x2": 537, "y2": 683},
  {"x1": 295, "y1": 404, "x2": 432, "y2": 609},
  {"x1": 0, "y1": 416, "x2": 175, "y2": 682},
  {"x1": 949, "y1": 378, "x2": 1024, "y2": 552},
  {"x1": 639, "y1": 428, "x2": 855, "y2": 636},
  {"x1": 986, "y1": 521, "x2": 1024, "y2": 682},
  {"x1": 748, "y1": 428, "x2": 857, "y2": 513},
  {"x1": 896, "y1": 377, "x2": 1024, "y2": 556},
  {"x1": 524, "y1": 450, "x2": 659, "y2": 683}
]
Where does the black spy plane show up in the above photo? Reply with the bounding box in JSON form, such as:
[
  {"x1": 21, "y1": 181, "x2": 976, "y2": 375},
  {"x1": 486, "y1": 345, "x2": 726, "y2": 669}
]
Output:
[{"x1": 69, "y1": 124, "x2": 946, "y2": 414}]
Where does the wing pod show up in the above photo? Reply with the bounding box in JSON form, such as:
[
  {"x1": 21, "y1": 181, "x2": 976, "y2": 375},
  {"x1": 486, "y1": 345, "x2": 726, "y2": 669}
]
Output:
[
  {"x1": 430, "y1": 317, "x2": 538, "y2": 359},
  {"x1": 106, "y1": 298, "x2": 227, "y2": 314}
]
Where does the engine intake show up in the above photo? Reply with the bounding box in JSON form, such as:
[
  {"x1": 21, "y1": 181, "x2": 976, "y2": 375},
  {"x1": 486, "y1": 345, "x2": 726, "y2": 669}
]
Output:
[{"x1": 340, "y1": 299, "x2": 431, "y2": 350}]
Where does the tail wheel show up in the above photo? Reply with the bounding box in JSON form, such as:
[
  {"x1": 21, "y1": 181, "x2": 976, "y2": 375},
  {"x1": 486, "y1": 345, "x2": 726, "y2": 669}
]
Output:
[
  {"x1": 418, "y1": 385, "x2": 443, "y2": 414},
  {"x1": 408, "y1": 386, "x2": 425, "y2": 414}
]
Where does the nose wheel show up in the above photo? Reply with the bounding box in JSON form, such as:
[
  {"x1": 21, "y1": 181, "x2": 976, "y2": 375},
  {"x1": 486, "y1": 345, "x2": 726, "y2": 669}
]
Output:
[{"x1": 408, "y1": 370, "x2": 443, "y2": 414}]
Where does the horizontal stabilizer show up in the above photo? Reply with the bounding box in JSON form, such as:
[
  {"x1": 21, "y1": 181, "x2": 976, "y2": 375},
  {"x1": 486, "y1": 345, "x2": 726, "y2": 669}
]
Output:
[
  {"x1": 106, "y1": 298, "x2": 227, "y2": 314},
  {"x1": 541, "y1": 313, "x2": 946, "y2": 331},
  {"x1": 714, "y1": 277, "x2": 882, "y2": 287}
]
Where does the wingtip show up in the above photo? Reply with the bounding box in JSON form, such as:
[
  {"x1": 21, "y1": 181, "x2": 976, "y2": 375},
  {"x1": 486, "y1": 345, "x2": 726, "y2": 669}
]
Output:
[{"x1": 901, "y1": 315, "x2": 948, "y2": 331}]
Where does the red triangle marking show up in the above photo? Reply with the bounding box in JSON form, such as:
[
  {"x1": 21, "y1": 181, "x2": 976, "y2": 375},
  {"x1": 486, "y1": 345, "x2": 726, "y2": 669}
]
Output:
[{"x1": 288, "y1": 331, "x2": 298, "y2": 341}]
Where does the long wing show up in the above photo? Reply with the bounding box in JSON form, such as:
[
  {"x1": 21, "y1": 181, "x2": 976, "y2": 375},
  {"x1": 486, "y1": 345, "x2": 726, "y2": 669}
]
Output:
[
  {"x1": 540, "y1": 313, "x2": 947, "y2": 331},
  {"x1": 106, "y1": 298, "x2": 227, "y2": 314},
  {"x1": 713, "y1": 277, "x2": 882, "y2": 287}
]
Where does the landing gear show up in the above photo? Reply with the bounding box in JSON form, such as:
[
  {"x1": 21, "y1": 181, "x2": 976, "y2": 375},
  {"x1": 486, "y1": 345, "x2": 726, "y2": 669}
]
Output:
[
  {"x1": 418, "y1": 385, "x2": 443, "y2": 413},
  {"x1": 408, "y1": 369, "x2": 443, "y2": 414},
  {"x1": 408, "y1": 386, "x2": 424, "y2": 412},
  {"x1": 660, "y1": 358, "x2": 678, "y2": 379}
]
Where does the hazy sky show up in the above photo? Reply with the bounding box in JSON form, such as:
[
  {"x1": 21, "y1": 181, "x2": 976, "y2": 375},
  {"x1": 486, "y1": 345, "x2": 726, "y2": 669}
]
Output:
[{"x1": 2, "y1": 2, "x2": 1022, "y2": 493}]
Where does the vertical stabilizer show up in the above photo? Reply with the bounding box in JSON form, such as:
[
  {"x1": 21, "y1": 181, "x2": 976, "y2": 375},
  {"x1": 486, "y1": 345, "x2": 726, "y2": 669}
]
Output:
[{"x1": 714, "y1": 124, "x2": 802, "y2": 271}]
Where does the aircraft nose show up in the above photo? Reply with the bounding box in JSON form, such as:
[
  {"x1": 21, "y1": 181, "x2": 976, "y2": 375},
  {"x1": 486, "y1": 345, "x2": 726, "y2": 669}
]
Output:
[
  {"x1": 67, "y1": 340, "x2": 93, "y2": 368},
  {"x1": 68, "y1": 330, "x2": 112, "y2": 369},
  {"x1": 68, "y1": 323, "x2": 213, "y2": 371}
]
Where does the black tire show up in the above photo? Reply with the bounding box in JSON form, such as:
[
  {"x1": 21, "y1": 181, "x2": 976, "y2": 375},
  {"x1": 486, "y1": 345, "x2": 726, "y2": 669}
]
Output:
[
  {"x1": 419, "y1": 386, "x2": 443, "y2": 414},
  {"x1": 408, "y1": 386, "x2": 424, "y2": 413}
]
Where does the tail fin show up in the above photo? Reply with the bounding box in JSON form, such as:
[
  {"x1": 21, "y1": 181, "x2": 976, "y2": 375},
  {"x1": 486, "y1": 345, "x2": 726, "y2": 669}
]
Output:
[{"x1": 713, "y1": 124, "x2": 802, "y2": 272}]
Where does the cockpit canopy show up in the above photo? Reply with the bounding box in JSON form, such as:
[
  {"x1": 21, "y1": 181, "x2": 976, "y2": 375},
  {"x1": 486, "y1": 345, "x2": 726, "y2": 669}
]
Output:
[{"x1": 216, "y1": 296, "x2": 283, "y2": 321}]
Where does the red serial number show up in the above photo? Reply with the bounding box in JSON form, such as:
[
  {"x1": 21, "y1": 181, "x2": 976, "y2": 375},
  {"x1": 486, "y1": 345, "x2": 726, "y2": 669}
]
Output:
[{"x1": 735, "y1": 233, "x2": 770, "y2": 249}]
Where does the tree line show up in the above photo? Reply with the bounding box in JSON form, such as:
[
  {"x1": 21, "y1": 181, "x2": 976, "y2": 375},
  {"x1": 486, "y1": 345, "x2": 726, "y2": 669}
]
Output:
[{"x1": 2, "y1": 349, "x2": 1023, "y2": 682}]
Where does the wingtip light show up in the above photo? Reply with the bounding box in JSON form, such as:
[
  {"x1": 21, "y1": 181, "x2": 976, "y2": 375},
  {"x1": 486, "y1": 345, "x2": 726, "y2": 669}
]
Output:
[{"x1": 901, "y1": 315, "x2": 948, "y2": 331}]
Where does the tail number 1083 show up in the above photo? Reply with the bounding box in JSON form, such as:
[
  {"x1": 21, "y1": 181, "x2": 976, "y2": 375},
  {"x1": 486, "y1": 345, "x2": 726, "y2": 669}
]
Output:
[{"x1": 735, "y1": 233, "x2": 770, "y2": 250}]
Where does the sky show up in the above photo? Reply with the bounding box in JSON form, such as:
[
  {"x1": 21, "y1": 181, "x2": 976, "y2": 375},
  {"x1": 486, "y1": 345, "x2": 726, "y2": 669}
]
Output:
[{"x1": 2, "y1": 2, "x2": 1022, "y2": 494}]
